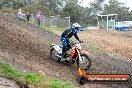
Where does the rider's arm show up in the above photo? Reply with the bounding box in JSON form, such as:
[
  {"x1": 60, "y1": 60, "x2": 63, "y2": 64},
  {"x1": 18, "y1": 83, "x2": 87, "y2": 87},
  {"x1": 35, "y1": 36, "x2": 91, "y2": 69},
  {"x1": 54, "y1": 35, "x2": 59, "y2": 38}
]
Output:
[{"x1": 74, "y1": 33, "x2": 81, "y2": 42}]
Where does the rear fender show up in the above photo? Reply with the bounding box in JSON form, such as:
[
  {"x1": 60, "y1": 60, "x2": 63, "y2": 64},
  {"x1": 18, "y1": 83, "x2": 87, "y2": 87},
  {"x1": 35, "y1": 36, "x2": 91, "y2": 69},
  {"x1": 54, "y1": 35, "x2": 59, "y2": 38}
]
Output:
[
  {"x1": 50, "y1": 44, "x2": 56, "y2": 47},
  {"x1": 51, "y1": 44, "x2": 62, "y2": 54}
]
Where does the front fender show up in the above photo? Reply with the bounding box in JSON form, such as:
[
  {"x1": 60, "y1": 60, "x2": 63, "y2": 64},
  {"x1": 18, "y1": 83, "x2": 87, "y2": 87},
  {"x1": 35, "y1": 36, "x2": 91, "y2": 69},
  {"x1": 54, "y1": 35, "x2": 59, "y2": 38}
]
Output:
[{"x1": 81, "y1": 49, "x2": 90, "y2": 56}]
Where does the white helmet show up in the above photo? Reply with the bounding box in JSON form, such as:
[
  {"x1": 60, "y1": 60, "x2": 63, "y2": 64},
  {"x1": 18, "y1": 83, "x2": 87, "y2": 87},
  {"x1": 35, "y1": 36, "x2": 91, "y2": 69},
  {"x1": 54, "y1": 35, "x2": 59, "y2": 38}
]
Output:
[{"x1": 72, "y1": 23, "x2": 81, "y2": 30}]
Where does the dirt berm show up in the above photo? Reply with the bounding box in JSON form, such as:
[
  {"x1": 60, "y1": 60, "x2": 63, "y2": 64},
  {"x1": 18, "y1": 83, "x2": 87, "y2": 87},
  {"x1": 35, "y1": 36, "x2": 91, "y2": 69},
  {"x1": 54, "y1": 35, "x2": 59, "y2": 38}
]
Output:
[{"x1": 0, "y1": 14, "x2": 132, "y2": 88}]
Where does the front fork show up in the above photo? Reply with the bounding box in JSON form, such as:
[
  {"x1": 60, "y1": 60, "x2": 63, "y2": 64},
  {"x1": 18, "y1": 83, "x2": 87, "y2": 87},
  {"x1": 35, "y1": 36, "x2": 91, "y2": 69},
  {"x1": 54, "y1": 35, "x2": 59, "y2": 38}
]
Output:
[
  {"x1": 76, "y1": 49, "x2": 83, "y2": 68},
  {"x1": 78, "y1": 54, "x2": 83, "y2": 63}
]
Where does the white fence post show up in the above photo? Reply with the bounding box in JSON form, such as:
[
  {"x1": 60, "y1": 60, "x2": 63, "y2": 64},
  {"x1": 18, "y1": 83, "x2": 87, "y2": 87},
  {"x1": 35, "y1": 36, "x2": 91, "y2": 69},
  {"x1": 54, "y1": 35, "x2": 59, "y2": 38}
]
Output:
[
  {"x1": 65, "y1": 16, "x2": 71, "y2": 28},
  {"x1": 31, "y1": 14, "x2": 34, "y2": 24},
  {"x1": 43, "y1": 16, "x2": 45, "y2": 27}
]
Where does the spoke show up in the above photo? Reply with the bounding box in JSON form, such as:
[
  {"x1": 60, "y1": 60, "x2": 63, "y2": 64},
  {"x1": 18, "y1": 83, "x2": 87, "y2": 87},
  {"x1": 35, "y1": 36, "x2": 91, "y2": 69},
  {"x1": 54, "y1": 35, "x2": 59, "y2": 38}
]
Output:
[
  {"x1": 52, "y1": 50, "x2": 59, "y2": 61},
  {"x1": 80, "y1": 56, "x2": 90, "y2": 69}
]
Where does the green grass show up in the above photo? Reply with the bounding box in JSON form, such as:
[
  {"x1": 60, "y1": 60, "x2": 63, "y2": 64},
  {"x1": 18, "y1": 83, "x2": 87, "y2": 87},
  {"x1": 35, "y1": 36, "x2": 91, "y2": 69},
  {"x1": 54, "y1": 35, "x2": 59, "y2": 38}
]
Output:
[
  {"x1": 0, "y1": 61, "x2": 40, "y2": 85},
  {"x1": 49, "y1": 79, "x2": 74, "y2": 88},
  {"x1": 0, "y1": 61, "x2": 74, "y2": 88}
]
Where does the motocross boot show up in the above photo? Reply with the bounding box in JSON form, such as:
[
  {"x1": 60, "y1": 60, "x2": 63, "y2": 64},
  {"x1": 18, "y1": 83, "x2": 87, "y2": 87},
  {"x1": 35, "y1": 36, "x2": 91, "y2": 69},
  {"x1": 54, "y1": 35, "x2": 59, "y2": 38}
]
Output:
[
  {"x1": 62, "y1": 49, "x2": 71, "y2": 63},
  {"x1": 62, "y1": 48, "x2": 66, "y2": 60}
]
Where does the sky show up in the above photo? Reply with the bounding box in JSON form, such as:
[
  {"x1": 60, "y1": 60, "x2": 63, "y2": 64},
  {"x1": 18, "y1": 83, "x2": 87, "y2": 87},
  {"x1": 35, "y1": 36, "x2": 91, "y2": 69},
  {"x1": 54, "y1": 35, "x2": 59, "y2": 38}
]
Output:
[{"x1": 79, "y1": 0, "x2": 132, "y2": 10}]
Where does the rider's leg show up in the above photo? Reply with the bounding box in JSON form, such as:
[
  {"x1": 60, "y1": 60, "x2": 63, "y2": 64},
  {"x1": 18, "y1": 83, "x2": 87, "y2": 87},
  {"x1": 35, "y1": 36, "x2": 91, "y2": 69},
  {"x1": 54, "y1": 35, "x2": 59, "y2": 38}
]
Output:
[
  {"x1": 66, "y1": 38, "x2": 71, "y2": 50},
  {"x1": 61, "y1": 37, "x2": 67, "y2": 59},
  {"x1": 62, "y1": 48, "x2": 67, "y2": 58}
]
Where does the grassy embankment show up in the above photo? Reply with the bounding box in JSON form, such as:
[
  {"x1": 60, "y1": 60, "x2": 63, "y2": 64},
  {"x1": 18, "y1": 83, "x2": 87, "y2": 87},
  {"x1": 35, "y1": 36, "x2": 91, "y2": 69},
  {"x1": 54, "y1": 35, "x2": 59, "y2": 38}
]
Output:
[{"x1": 0, "y1": 60, "x2": 74, "y2": 88}]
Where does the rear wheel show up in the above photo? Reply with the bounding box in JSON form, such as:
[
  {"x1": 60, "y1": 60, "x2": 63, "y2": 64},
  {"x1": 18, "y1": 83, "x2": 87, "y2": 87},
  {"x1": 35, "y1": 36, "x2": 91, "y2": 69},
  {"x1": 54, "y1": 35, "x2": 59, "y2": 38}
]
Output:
[
  {"x1": 50, "y1": 48, "x2": 61, "y2": 62},
  {"x1": 76, "y1": 76, "x2": 87, "y2": 85},
  {"x1": 77, "y1": 54, "x2": 91, "y2": 70}
]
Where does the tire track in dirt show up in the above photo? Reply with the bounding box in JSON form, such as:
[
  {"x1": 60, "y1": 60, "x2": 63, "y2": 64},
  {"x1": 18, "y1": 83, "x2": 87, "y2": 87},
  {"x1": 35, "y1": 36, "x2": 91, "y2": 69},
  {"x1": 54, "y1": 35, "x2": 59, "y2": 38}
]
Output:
[
  {"x1": 0, "y1": 77, "x2": 19, "y2": 88},
  {"x1": 0, "y1": 14, "x2": 132, "y2": 88}
]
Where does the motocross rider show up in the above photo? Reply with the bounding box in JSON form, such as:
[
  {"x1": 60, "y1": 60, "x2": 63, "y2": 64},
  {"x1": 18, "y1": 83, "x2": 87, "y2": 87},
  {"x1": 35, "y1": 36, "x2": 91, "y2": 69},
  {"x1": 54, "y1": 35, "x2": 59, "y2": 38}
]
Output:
[{"x1": 61, "y1": 23, "x2": 82, "y2": 60}]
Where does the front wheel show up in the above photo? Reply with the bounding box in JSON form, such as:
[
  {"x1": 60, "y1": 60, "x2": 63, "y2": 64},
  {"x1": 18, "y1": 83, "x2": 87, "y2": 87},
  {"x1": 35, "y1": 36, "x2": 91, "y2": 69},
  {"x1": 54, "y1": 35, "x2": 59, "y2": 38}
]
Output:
[
  {"x1": 76, "y1": 76, "x2": 87, "y2": 85},
  {"x1": 77, "y1": 54, "x2": 91, "y2": 70}
]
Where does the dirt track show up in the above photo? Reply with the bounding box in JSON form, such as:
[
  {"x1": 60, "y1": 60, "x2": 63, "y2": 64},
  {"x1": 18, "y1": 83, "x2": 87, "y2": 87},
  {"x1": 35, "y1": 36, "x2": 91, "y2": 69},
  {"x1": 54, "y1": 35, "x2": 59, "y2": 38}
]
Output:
[
  {"x1": 0, "y1": 77, "x2": 19, "y2": 88},
  {"x1": 0, "y1": 14, "x2": 132, "y2": 88},
  {"x1": 78, "y1": 30, "x2": 132, "y2": 59}
]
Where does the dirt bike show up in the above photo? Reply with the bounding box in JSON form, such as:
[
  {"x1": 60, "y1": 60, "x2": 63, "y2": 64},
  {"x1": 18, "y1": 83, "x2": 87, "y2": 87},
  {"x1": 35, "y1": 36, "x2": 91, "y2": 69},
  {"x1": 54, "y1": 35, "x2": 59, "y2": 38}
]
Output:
[{"x1": 50, "y1": 42, "x2": 91, "y2": 70}]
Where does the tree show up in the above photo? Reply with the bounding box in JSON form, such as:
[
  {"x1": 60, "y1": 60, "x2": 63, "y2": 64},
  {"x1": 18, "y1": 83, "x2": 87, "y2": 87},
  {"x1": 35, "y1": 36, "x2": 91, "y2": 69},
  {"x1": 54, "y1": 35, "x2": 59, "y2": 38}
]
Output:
[
  {"x1": 84, "y1": 7, "x2": 98, "y2": 26},
  {"x1": 90, "y1": 0, "x2": 106, "y2": 14},
  {"x1": 103, "y1": 0, "x2": 132, "y2": 21},
  {"x1": 1, "y1": 0, "x2": 25, "y2": 9},
  {"x1": 23, "y1": 3, "x2": 51, "y2": 16},
  {"x1": 60, "y1": 0, "x2": 101, "y2": 25},
  {"x1": 37, "y1": 0, "x2": 67, "y2": 15},
  {"x1": 0, "y1": 1, "x2": 2, "y2": 9},
  {"x1": 60, "y1": 0, "x2": 85, "y2": 23},
  {"x1": 16, "y1": 0, "x2": 25, "y2": 8},
  {"x1": 1, "y1": 0, "x2": 12, "y2": 7}
]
